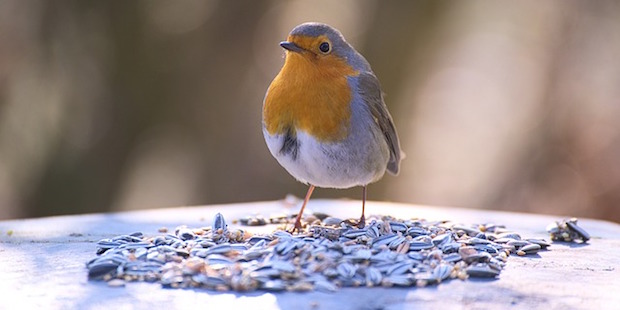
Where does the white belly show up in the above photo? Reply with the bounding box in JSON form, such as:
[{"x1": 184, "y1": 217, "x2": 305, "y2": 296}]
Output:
[{"x1": 263, "y1": 129, "x2": 388, "y2": 189}]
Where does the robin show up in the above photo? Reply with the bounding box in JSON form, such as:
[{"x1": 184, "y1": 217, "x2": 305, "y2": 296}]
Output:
[{"x1": 262, "y1": 22, "x2": 403, "y2": 232}]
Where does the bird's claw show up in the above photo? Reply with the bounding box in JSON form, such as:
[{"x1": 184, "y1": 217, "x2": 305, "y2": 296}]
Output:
[
  {"x1": 289, "y1": 220, "x2": 303, "y2": 234},
  {"x1": 358, "y1": 215, "x2": 366, "y2": 229}
]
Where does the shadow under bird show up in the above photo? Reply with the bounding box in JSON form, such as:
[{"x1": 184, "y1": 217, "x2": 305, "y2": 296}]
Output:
[{"x1": 262, "y1": 22, "x2": 403, "y2": 231}]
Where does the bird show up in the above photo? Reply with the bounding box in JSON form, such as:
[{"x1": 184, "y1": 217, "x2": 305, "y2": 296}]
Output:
[{"x1": 262, "y1": 22, "x2": 403, "y2": 232}]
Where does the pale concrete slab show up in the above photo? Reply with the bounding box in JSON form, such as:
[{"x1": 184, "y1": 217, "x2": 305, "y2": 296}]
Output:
[{"x1": 1, "y1": 200, "x2": 618, "y2": 310}]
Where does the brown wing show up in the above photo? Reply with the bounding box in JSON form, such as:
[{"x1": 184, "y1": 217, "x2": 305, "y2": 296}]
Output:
[{"x1": 358, "y1": 72, "x2": 403, "y2": 175}]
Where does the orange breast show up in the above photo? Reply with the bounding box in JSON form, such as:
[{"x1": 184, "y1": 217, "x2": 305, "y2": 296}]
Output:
[{"x1": 264, "y1": 51, "x2": 359, "y2": 142}]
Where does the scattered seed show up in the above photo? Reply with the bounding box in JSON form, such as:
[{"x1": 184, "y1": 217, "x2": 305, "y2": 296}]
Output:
[{"x1": 547, "y1": 218, "x2": 590, "y2": 243}]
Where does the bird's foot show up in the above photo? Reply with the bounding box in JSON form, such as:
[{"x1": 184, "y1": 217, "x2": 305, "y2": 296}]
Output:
[
  {"x1": 289, "y1": 219, "x2": 303, "y2": 234},
  {"x1": 358, "y1": 215, "x2": 366, "y2": 229}
]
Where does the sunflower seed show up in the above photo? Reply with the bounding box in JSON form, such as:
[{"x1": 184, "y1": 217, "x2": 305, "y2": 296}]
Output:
[
  {"x1": 566, "y1": 219, "x2": 590, "y2": 241},
  {"x1": 336, "y1": 262, "x2": 357, "y2": 279},
  {"x1": 213, "y1": 213, "x2": 227, "y2": 231},
  {"x1": 365, "y1": 267, "x2": 382, "y2": 286},
  {"x1": 526, "y1": 238, "x2": 551, "y2": 249},
  {"x1": 466, "y1": 264, "x2": 500, "y2": 278},
  {"x1": 519, "y1": 243, "x2": 541, "y2": 255}
]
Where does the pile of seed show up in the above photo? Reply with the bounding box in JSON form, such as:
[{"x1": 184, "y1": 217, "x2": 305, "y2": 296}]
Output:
[
  {"x1": 547, "y1": 218, "x2": 590, "y2": 243},
  {"x1": 87, "y1": 213, "x2": 555, "y2": 292}
]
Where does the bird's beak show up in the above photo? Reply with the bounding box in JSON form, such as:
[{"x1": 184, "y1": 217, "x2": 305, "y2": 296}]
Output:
[{"x1": 280, "y1": 41, "x2": 304, "y2": 53}]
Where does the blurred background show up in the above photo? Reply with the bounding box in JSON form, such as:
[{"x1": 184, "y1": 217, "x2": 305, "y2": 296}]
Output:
[{"x1": 1, "y1": 0, "x2": 619, "y2": 222}]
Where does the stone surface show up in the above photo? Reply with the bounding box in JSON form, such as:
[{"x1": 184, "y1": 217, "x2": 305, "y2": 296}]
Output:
[{"x1": 0, "y1": 200, "x2": 618, "y2": 310}]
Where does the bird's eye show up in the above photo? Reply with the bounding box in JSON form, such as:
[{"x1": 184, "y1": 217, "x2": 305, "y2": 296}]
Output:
[{"x1": 319, "y1": 42, "x2": 330, "y2": 53}]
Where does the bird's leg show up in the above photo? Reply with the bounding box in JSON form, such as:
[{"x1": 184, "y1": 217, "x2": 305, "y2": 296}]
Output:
[
  {"x1": 292, "y1": 185, "x2": 315, "y2": 233},
  {"x1": 358, "y1": 185, "x2": 367, "y2": 228}
]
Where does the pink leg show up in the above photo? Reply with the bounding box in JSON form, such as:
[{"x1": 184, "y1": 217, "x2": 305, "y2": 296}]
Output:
[
  {"x1": 292, "y1": 185, "x2": 315, "y2": 233},
  {"x1": 359, "y1": 186, "x2": 367, "y2": 228}
]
